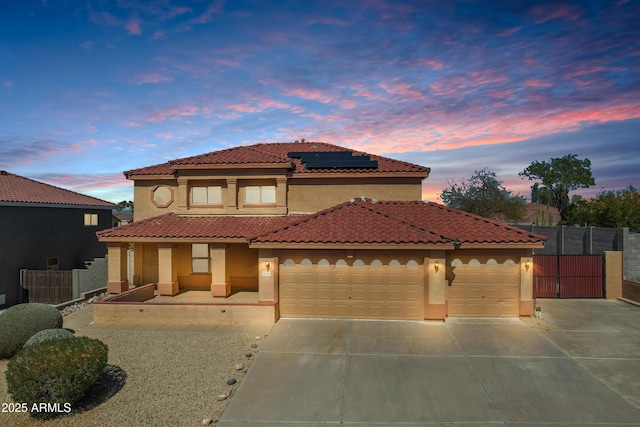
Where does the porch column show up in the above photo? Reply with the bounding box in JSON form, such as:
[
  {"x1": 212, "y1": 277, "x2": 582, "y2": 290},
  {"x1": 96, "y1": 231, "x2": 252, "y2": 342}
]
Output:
[
  {"x1": 106, "y1": 242, "x2": 129, "y2": 294},
  {"x1": 424, "y1": 250, "x2": 447, "y2": 321},
  {"x1": 258, "y1": 249, "x2": 277, "y2": 302},
  {"x1": 210, "y1": 244, "x2": 230, "y2": 297},
  {"x1": 520, "y1": 253, "x2": 534, "y2": 316},
  {"x1": 157, "y1": 243, "x2": 178, "y2": 296}
]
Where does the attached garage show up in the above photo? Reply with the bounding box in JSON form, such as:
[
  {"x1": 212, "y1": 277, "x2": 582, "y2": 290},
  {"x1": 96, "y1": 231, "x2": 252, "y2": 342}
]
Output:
[
  {"x1": 447, "y1": 254, "x2": 521, "y2": 317},
  {"x1": 278, "y1": 253, "x2": 424, "y2": 320}
]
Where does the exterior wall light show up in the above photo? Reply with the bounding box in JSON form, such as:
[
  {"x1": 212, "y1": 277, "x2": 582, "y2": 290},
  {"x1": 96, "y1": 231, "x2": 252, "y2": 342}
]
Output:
[
  {"x1": 265, "y1": 261, "x2": 270, "y2": 272},
  {"x1": 434, "y1": 260, "x2": 439, "y2": 273},
  {"x1": 525, "y1": 260, "x2": 531, "y2": 271}
]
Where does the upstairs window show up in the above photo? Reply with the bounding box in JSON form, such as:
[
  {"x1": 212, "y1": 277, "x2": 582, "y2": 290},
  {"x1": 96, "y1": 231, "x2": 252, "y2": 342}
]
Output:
[
  {"x1": 245, "y1": 185, "x2": 276, "y2": 204},
  {"x1": 192, "y1": 243, "x2": 210, "y2": 274},
  {"x1": 191, "y1": 186, "x2": 222, "y2": 205},
  {"x1": 84, "y1": 213, "x2": 98, "y2": 226}
]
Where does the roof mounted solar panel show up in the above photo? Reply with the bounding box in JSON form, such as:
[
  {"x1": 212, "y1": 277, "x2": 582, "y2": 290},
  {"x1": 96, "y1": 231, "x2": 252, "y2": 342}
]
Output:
[{"x1": 287, "y1": 151, "x2": 378, "y2": 169}]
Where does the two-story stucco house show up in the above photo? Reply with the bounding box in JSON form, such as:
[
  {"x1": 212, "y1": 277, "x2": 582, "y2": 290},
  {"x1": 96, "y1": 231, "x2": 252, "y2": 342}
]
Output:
[
  {"x1": 97, "y1": 142, "x2": 545, "y2": 324},
  {"x1": 0, "y1": 171, "x2": 115, "y2": 308}
]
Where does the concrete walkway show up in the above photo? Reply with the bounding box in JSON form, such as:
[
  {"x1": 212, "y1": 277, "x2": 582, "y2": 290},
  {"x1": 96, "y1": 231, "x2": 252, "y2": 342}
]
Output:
[
  {"x1": 62, "y1": 305, "x2": 272, "y2": 335},
  {"x1": 219, "y1": 299, "x2": 640, "y2": 426}
]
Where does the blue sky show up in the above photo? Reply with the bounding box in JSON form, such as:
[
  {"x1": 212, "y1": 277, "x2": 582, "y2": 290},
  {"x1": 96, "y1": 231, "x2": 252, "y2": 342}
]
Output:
[{"x1": 1, "y1": 0, "x2": 639, "y2": 204}]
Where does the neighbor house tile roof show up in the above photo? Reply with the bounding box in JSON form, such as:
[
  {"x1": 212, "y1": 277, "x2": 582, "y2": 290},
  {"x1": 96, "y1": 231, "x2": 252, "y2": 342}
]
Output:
[
  {"x1": 124, "y1": 142, "x2": 430, "y2": 177},
  {"x1": 0, "y1": 170, "x2": 115, "y2": 208},
  {"x1": 98, "y1": 198, "x2": 546, "y2": 248}
]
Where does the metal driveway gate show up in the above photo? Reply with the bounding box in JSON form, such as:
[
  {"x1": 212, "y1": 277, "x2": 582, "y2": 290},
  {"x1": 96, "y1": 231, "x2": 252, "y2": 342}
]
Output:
[{"x1": 533, "y1": 255, "x2": 604, "y2": 298}]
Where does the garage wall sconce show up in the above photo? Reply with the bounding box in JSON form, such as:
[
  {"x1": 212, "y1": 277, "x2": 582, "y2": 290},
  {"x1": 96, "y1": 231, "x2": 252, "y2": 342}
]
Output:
[
  {"x1": 264, "y1": 261, "x2": 270, "y2": 272},
  {"x1": 434, "y1": 260, "x2": 439, "y2": 273},
  {"x1": 525, "y1": 260, "x2": 531, "y2": 271}
]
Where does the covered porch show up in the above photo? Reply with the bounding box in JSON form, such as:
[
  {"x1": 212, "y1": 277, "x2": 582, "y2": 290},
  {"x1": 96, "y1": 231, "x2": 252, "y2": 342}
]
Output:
[{"x1": 99, "y1": 241, "x2": 281, "y2": 325}]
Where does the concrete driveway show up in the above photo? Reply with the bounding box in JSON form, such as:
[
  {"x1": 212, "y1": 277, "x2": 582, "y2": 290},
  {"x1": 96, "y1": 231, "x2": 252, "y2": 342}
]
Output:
[{"x1": 219, "y1": 299, "x2": 640, "y2": 426}]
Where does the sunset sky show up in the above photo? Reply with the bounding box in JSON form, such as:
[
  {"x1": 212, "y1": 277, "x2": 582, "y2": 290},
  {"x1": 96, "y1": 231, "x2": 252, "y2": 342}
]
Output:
[{"x1": 1, "y1": 0, "x2": 639, "y2": 204}]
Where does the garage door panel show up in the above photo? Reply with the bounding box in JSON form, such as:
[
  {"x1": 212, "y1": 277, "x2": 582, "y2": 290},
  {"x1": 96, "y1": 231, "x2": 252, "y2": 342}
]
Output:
[
  {"x1": 448, "y1": 256, "x2": 520, "y2": 318},
  {"x1": 279, "y1": 257, "x2": 424, "y2": 320}
]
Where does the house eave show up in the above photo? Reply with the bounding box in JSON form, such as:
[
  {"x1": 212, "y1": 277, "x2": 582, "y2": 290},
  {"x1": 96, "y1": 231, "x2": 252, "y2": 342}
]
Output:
[
  {"x1": 289, "y1": 171, "x2": 429, "y2": 180},
  {"x1": 248, "y1": 242, "x2": 454, "y2": 250},
  {"x1": 0, "y1": 201, "x2": 115, "y2": 209},
  {"x1": 453, "y1": 242, "x2": 545, "y2": 250},
  {"x1": 172, "y1": 162, "x2": 293, "y2": 171},
  {"x1": 98, "y1": 237, "x2": 248, "y2": 244}
]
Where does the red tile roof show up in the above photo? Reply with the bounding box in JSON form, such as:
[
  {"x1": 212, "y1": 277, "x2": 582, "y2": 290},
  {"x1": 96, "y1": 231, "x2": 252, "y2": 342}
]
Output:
[
  {"x1": 0, "y1": 171, "x2": 115, "y2": 208},
  {"x1": 98, "y1": 198, "x2": 546, "y2": 248},
  {"x1": 124, "y1": 142, "x2": 430, "y2": 178},
  {"x1": 97, "y1": 213, "x2": 300, "y2": 241},
  {"x1": 251, "y1": 198, "x2": 546, "y2": 247}
]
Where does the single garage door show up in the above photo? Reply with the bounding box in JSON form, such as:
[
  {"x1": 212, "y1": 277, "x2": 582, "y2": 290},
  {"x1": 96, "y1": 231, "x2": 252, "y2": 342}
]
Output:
[
  {"x1": 447, "y1": 255, "x2": 520, "y2": 317},
  {"x1": 279, "y1": 255, "x2": 424, "y2": 320}
]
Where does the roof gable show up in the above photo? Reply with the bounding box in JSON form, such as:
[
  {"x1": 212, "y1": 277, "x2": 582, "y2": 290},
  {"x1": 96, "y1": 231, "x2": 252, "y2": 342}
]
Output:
[
  {"x1": 251, "y1": 199, "x2": 449, "y2": 245},
  {"x1": 251, "y1": 198, "x2": 546, "y2": 247},
  {"x1": 0, "y1": 171, "x2": 115, "y2": 208}
]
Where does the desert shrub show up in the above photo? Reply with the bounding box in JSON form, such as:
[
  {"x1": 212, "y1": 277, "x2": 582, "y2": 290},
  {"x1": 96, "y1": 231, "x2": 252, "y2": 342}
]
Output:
[
  {"x1": 0, "y1": 303, "x2": 63, "y2": 359},
  {"x1": 6, "y1": 337, "x2": 108, "y2": 410},
  {"x1": 24, "y1": 328, "x2": 74, "y2": 348}
]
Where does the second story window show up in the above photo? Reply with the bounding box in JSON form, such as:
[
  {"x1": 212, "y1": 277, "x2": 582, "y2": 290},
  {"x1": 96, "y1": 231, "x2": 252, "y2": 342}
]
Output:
[
  {"x1": 84, "y1": 213, "x2": 98, "y2": 226},
  {"x1": 245, "y1": 185, "x2": 276, "y2": 204},
  {"x1": 191, "y1": 186, "x2": 222, "y2": 205}
]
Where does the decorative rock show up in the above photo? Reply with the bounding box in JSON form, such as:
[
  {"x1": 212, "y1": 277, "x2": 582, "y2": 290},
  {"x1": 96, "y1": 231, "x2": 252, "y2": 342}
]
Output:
[
  {"x1": 250, "y1": 343, "x2": 258, "y2": 349},
  {"x1": 202, "y1": 418, "x2": 213, "y2": 426},
  {"x1": 216, "y1": 394, "x2": 227, "y2": 401},
  {"x1": 227, "y1": 378, "x2": 237, "y2": 385},
  {"x1": 254, "y1": 336, "x2": 262, "y2": 340},
  {"x1": 235, "y1": 363, "x2": 244, "y2": 371},
  {"x1": 245, "y1": 352, "x2": 252, "y2": 358}
]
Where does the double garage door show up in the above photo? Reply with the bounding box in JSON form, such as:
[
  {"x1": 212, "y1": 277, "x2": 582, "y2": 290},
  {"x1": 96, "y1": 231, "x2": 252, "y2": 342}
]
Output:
[
  {"x1": 278, "y1": 253, "x2": 522, "y2": 319},
  {"x1": 279, "y1": 254, "x2": 424, "y2": 320}
]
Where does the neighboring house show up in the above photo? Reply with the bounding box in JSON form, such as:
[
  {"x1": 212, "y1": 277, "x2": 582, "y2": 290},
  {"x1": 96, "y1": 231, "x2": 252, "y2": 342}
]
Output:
[
  {"x1": 112, "y1": 211, "x2": 133, "y2": 227},
  {"x1": 97, "y1": 142, "x2": 545, "y2": 322},
  {"x1": 0, "y1": 171, "x2": 115, "y2": 308}
]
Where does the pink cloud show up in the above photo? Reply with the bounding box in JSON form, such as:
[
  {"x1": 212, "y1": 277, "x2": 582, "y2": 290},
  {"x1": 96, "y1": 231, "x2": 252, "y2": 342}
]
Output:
[
  {"x1": 134, "y1": 72, "x2": 174, "y2": 85},
  {"x1": 530, "y1": 4, "x2": 581, "y2": 24},
  {"x1": 524, "y1": 78, "x2": 554, "y2": 88},
  {"x1": 3, "y1": 80, "x2": 13, "y2": 88},
  {"x1": 147, "y1": 105, "x2": 200, "y2": 122},
  {"x1": 126, "y1": 17, "x2": 142, "y2": 35},
  {"x1": 192, "y1": 0, "x2": 225, "y2": 24},
  {"x1": 498, "y1": 27, "x2": 521, "y2": 37},
  {"x1": 284, "y1": 87, "x2": 335, "y2": 104},
  {"x1": 413, "y1": 59, "x2": 447, "y2": 70},
  {"x1": 214, "y1": 59, "x2": 240, "y2": 67}
]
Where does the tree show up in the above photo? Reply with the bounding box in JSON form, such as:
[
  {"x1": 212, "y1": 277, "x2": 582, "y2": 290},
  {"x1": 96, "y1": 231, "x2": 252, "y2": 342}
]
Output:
[
  {"x1": 116, "y1": 200, "x2": 134, "y2": 213},
  {"x1": 519, "y1": 154, "x2": 595, "y2": 223},
  {"x1": 440, "y1": 168, "x2": 526, "y2": 222},
  {"x1": 565, "y1": 185, "x2": 640, "y2": 231}
]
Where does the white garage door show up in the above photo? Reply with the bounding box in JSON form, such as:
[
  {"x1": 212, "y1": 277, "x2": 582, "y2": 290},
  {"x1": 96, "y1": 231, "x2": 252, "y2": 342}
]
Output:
[
  {"x1": 447, "y1": 255, "x2": 520, "y2": 317},
  {"x1": 279, "y1": 255, "x2": 424, "y2": 320}
]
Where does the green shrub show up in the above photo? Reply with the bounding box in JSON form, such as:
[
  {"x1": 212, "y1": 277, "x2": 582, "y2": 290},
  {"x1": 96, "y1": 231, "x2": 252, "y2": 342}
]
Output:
[
  {"x1": 6, "y1": 337, "x2": 108, "y2": 409},
  {"x1": 24, "y1": 328, "x2": 74, "y2": 348},
  {"x1": 0, "y1": 303, "x2": 63, "y2": 359}
]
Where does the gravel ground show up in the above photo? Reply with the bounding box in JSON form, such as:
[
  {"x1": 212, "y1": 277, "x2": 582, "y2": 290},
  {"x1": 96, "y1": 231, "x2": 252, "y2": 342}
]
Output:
[{"x1": 0, "y1": 305, "x2": 265, "y2": 427}]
